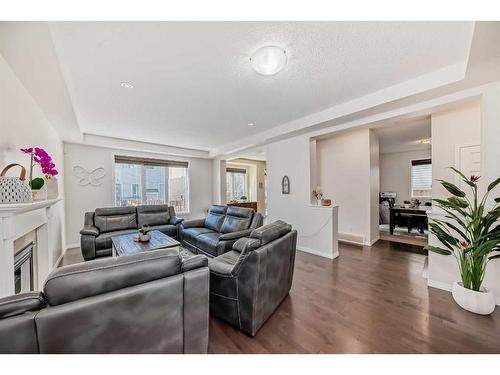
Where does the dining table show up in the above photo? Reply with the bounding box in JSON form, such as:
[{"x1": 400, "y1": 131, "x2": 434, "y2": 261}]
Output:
[{"x1": 389, "y1": 205, "x2": 429, "y2": 235}]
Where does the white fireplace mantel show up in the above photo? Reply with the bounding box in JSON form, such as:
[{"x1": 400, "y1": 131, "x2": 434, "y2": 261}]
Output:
[{"x1": 0, "y1": 198, "x2": 62, "y2": 298}]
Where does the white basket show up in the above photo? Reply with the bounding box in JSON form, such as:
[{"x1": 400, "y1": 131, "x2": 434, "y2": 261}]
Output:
[{"x1": 0, "y1": 164, "x2": 33, "y2": 204}]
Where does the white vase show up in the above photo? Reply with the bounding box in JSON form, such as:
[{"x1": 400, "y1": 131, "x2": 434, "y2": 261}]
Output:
[
  {"x1": 317, "y1": 199, "x2": 321, "y2": 206},
  {"x1": 45, "y1": 177, "x2": 59, "y2": 199},
  {"x1": 32, "y1": 184, "x2": 47, "y2": 201},
  {"x1": 451, "y1": 281, "x2": 495, "y2": 315}
]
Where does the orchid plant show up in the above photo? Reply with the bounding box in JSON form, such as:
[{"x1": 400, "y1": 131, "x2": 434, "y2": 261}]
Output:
[
  {"x1": 429, "y1": 168, "x2": 500, "y2": 292},
  {"x1": 20, "y1": 147, "x2": 58, "y2": 188},
  {"x1": 312, "y1": 186, "x2": 323, "y2": 200}
]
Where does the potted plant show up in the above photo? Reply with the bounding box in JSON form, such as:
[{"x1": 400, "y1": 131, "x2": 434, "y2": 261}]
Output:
[
  {"x1": 240, "y1": 195, "x2": 248, "y2": 202},
  {"x1": 21, "y1": 147, "x2": 59, "y2": 199},
  {"x1": 138, "y1": 225, "x2": 151, "y2": 242},
  {"x1": 312, "y1": 186, "x2": 323, "y2": 206},
  {"x1": 429, "y1": 167, "x2": 500, "y2": 315}
]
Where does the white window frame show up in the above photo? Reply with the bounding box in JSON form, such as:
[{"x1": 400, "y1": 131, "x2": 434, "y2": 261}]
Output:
[{"x1": 410, "y1": 158, "x2": 432, "y2": 199}]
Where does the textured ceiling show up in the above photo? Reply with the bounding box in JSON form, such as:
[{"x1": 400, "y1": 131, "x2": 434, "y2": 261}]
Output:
[
  {"x1": 374, "y1": 117, "x2": 431, "y2": 154},
  {"x1": 47, "y1": 21, "x2": 473, "y2": 150}
]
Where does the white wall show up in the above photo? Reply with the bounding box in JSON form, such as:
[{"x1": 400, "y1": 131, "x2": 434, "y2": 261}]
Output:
[
  {"x1": 317, "y1": 128, "x2": 373, "y2": 244},
  {"x1": 369, "y1": 130, "x2": 380, "y2": 244},
  {"x1": 0, "y1": 54, "x2": 65, "y2": 265},
  {"x1": 380, "y1": 149, "x2": 432, "y2": 205},
  {"x1": 266, "y1": 135, "x2": 338, "y2": 259},
  {"x1": 63, "y1": 143, "x2": 213, "y2": 246}
]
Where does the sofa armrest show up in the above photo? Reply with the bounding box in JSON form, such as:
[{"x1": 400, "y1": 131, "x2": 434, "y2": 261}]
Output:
[
  {"x1": 182, "y1": 218, "x2": 206, "y2": 229},
  {"x1": 0, "y1": 292, "x2": 45, "y2": 319},
  {"x1": 219, "y1": 228, "x2": 253, "y2": 241},
  {"x1": 208, "y1": 258, "x2": 234, "y2": 276},
  {"x1": 181, "y1": 255, "x2": 208, "y2": 273},
  {"x1": 80, "y1": 225, "x2": 99, "y2": 236},
  {"x1": 170, "y1": 216, "x2": 185, "y2": 226}
]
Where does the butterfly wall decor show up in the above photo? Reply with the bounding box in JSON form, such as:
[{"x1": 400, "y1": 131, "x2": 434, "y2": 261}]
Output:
[{"x1": 73, "y1": 166, "x2": 106, "y2": 186}]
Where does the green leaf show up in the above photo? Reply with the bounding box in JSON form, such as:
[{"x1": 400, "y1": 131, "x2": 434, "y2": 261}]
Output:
[
  {"x1": 449, "y1": 167, "x2": 475, "y2": 187},
  {"x1": 448, "y1": 196, "x2": 469, "y2": 209},
  {"x1": 429, "y1": 222, "x2": 458, "y2": 250},
  {"x1": 487, "y1": 177, "x2": 500, "y2": 192},
  {"x1": 494, "y1": 197, "x2": 500, "y2": 203},
  {"x1": 488, "y1": 254, "x2": 500, "y2": 260},
  {"x1": 474, "y1": 240, "x2": 500, "y2": 258},
  {"x1": 438, "y1": 180, "x2": 466, "y2": 198},
  {"x1": 428, "y1": 246, "x2": 452, "y2": 256}
]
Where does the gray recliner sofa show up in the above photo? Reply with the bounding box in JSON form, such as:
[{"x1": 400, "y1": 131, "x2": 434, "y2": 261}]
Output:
[
  {"x1": 208, "y1": 220, "x2": 297, "y2": 336},
  {"x1": 180, "y1": 205, "x2": 263, "y2": 258},
  {"x1": 0, "y1": 249, "x2": 209, "y2": 354},
  {"x1": 80, "y1": 204, "x2": 184, "y2": 261}
]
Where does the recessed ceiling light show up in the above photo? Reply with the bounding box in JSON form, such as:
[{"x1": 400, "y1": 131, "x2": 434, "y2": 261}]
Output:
[
  {"x1": 250, "y1": 46, "x2": 287, "y2": 76},
  {"x1": 419, "y1": 138, "x2": 432, "y2": 145},
  {"x1": 120, "y1": 82, "x2": 134, "y2": 89},
  {"x1": 247, "y1": 123, "x2": 255, "y2": 127}
]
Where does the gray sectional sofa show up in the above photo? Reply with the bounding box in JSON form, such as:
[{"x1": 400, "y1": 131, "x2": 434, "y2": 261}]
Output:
[
  {"x1": 80, "y1": 205, "x2": 184, "y2": 261},
  {"x1": 181, "y1": 205, "x2": 263, "y2": 258},
  {"x1": 208, "y1": 220, "x2": 297, "y2": 336},
  {"x1": 0, "y1": 249, "x2": 209, "y2": 353}
]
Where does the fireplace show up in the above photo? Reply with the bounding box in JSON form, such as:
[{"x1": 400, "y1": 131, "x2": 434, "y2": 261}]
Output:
[{"x1": 14, "y1": 243, "x2": 34, "y2": 294}]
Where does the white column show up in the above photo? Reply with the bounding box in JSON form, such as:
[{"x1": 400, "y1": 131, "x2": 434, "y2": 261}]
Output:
[
  {"x1": 0, "y1": 217, "x2": 15, "y2": 297},
  {"x1": 36, "y1": 223, "x2": 49, "y2": 290}
]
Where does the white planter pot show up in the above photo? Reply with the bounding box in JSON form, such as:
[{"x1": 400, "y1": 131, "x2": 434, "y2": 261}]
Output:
[
  {"x1": 138, "y1": 233, "x2": 151, "y2": 242},
  {"x1": 451, "y1": 281, "x2": 495, "y2": 315},
  {"x1": 32, "y1": 184, "x2": 47, "y2": 201},
  {"x1": 45, "y1": 177, "x2": 59, "y2": 199}
]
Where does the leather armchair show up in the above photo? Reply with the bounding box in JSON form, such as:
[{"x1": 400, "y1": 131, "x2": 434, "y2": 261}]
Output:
[
  {"x1": 181, "y1": 205, "x2": 263, "y2": 258},
  {"x1": 208, "y1": 220, "x2": 297, "y2": 336},
  {"x1": 0, "y1": 250, "x2": 209, "y2": 353},
  {"x1": 80, "y1": 205, "x2": 184, "y2": 261}
]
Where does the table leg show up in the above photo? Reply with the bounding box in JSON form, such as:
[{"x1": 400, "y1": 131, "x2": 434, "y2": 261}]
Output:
[{"x1": 390, "y1": 210, "x2": 395, "y2": 235}]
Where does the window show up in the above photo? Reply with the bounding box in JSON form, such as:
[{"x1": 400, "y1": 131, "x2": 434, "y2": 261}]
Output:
[
  {"x1": 114, "y1": 156, "x2": 189, "y2": 213},
  {"x1": 226, "y1": 167, "x2": 247, "y2": 202},
  {"x1": 411, "y1": 159, "x2": 432, "y2": 198}
]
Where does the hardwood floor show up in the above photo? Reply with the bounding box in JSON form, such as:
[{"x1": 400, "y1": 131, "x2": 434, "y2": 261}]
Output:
[
  {"x1": 208, "y1": 240, "x2": 500, "y2": 354},
  {"x1": 60, "y1": 240, "x2": 500, "y2": 353}
]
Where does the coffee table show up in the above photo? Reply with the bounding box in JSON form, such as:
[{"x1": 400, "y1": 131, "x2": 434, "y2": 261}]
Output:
[{"x1": 111, "y1": 230, "x2": 181, "y2": 257}]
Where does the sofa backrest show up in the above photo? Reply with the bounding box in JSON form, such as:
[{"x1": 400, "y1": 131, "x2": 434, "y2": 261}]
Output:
[
  {"x1": 43, "y1": 249, "x2": 181, "y2": 306},
  {"x1": 136, "y1": 204, "x2": 170, "y2": 227},
  {"x1": 250, "y1": 220, "x2": 292, "y2": 245},
  {"x1": 94, "y1": 206, "x2": 137, "y2": 233},
  {"x1": 204, "y1": 205, "x2": 228, "y2": 232},
  {"x1": 220, "y1": 206, "x2": 255, "y2": 234}
]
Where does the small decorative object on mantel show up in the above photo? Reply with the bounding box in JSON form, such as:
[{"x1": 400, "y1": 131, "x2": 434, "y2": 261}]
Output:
[
  {"x1": 135, "y1": 225, "x2": 151, "y2": 242},
  {"x1": 282, "y1": 176, "x2": 290, "y2": 194},
  {"x1": 20, "y1": 147, "x2": 59, "y2": 200},
  {"x1": 73, "y1": 166, "x2": 106, "y2": 187},
  {"x1": 321, "y1": 198, "x2": 332, "y2": 206},
  {"x1": 240, "y1": 195, "x2": 248, "y2": 202},
  {"x1": 312, "y1": 186, "x2": 323, "y2": 205},
  {"x1": 0, "y1": 164, "x2": 33, "y2": 204},
  {"x1": 429, "y1": 168, "x2": 500, "y2": 315}
]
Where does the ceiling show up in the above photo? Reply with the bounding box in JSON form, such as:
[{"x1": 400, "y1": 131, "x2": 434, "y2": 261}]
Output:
[
  {"x1": 43, "y1": 21, "x2": 474, "y2": 151},
  {"x1": 374, "y1": 116, "x2": 431, "y2": 154}
]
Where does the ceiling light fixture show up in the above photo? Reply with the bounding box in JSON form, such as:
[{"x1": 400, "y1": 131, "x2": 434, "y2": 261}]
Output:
[
  {"x1": 419, "y1": 138, "x2": 432, "y2": 145},
  {"x1": 247, "y1": 123, "x2": 255, "y2": 127},
  {"x1": 250, "y1": 46, "x2": 287, "y2": 76},
  {"x1": 120, "y1": 82, "x2": 134, "y2": 89}
]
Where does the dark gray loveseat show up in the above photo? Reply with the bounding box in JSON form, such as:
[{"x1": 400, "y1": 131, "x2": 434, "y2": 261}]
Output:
[
  {"x1": 80, "y1": 205, "x2": 184, "y2": 261},
  {"x1": 181, "y1": 205, "x2": 263, "y2": 258},
  {"x1": 208, "y1": 220, "x2": 297, "y2": 336},
  {"x1": 0, "y1": 249, "x2": 209, "y2": 353}
]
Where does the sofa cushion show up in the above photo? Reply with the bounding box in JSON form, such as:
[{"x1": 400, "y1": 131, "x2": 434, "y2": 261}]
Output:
[
  {"x1": 182, "y1": 227, "x2": 215, "y2": 245},
  {"x1": 220, "y1": 207, "x2": 254, "y2": 234},
  {"x1": 149, "y1": 224, "x2": 177, "y2": 238},
  {"x1": 204, "y1": 205, "x2": 227, "y2": 232},
  {"x1": 137, "y1": 205, "x2": 170, "y2": 227},
  {"x1": 95, "y1": 229, "x2": 138, "y2": 250},
  {"x1": 0, "y1": 292, "x2": 45, "y2": 319},
  {"x1": 250, "y1": 220, "x2": 292, "y2": 246},
  {"x1": 196, "y1": 232, "x2": 222, "y2": 257},
  {"x1": 94, "y1": 207, "x2": 137, "y2": 233},
  {"x1": 44, "y1": 248, "x2": 182, "y2": 306}
]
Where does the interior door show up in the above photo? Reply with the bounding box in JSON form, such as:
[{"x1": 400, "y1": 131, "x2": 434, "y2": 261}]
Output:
[{"x1": 456, "y1": 144, "x2": 481, "y2": 194}]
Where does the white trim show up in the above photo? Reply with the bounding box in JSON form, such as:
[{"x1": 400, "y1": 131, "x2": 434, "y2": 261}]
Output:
[
  {"x1": 296, "y1": 246, "x2": 337, "y2": 260},
  {"x1": 366, "y1": 236, "x2": 380, "y2": 246},
  {"x1": 338, "y1": 232, "x2": 365, "y2": 246}
]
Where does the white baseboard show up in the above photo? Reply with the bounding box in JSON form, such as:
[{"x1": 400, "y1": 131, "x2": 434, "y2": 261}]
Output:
[
  {"x1": 65, "y1": 242, "x2": 79, "y2": 250},
  {"x1": 296, "y1": 246, "x2": 337, "y2": 260},
  {"x1": 338, "y1": 232, "x2": 365, "y2": 246},
  {"x1": 366, "y1": 236, "x2": 380, "y2": 246},
  {"x1": 428, "y1": 279, "x2": 500, "y2": 306}
]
